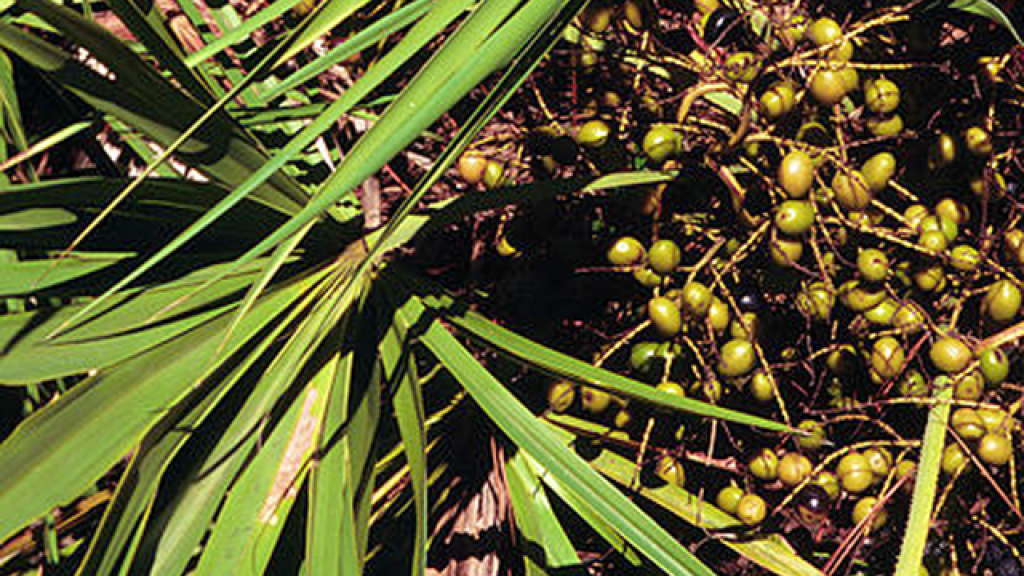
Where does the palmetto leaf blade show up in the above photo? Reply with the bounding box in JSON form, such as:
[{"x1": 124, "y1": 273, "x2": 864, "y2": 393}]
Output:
[
  {"x1": 44, "y1": 0, "x2": 475, "y2": 338},
  {"x1": 0, "y1": 268, "x2": 328, "y2": 542},
  {"x1": 75, "y1": 271, "x2": 329, "y2": 576},
  {"x1": 544, "y1": 421, "x2": 825, "y2": 576},
  {"x1": 0, "y1": 2, "x2": 308, "y2": 214},
  {"x1": 394, "y1": 293, "x2": 716, "y2": 576}
]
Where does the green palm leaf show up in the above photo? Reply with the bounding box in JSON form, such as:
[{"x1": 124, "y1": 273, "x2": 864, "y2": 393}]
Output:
[{"x1": 393, "y1": 291, "x2": 715, "y2": 576}]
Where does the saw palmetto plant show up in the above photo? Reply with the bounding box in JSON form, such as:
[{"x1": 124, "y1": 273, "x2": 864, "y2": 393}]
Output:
[{"x1": 0, "y1": 0, "x2": 1023, "y2": 575}]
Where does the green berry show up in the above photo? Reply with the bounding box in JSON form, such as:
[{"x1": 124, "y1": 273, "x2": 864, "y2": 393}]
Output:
[
  {"x1": 760, "y1": 89, "x2": 786, "y2": 120},
  {"x1": 649, "y1": 297, "x2": 682, "y2": 337},
  {"x1": 779, "y1": 150, "x2": 816, "y2": 198},
  {"x1": 749, "y1": 448, "x2": 778, "y2": 481},
  {"x1": 643, "y1": 124, "x2": 680, "y2": 164},
  {"x1": 797, "y1": 420, "x2": 827, "y2": 451},
  {"x1": 857, "y1": 248, "x2": 889, "y2": 283},
  {"x1": 867, "y1": 114, "x2": 903, "y2": 137},
  {"x1": 547, "y1": 380, "x2": 575, "y2": 412},
  {"x1": 861, "y1": 152, "x2": 896, "y2": 193},
  {"x1": 901, "y1": 370, "x2": 928, "y2": 397},
  {"x1": 870, "y1": 336, "x2": 905, "y2": 382},
  {"x1": 716, "y1": 485, "x2": 744, "y2": 514},
  {"x1": 965, "y1": 126, "x2": 993, "y2": 157},
  {"x1": 580, "y1": 386, "x2": 612, "y2": 414},
  {"x1": 810, "y1": 68, "x2": 847, "y2": 107},
  {"x1": 648, "y1": 239, "x2": 682, "y2": 275},
  {"x1": 607, "y1": 236, "x2": 645, "y2": 266},
  {"x1": 775, "y1": 200, "x2": 815, "y2": 236},
  {"x1": 928, "y1": 132, "x2": 958, "y2": 169},
  {"x1": 634, "y1": 267, "x2": 664, "y2": 288},
  {"x1": 893, "y1": 301, "x2": 926, "y2": 334},
  {"x1": 482, "y1": 160, "x2": 506, "y2": 189},
  {"x1": 913, "y1": 264, "x2": 946, "y2": 293},
  {"x1": 954, "y1": 370, "x2": 985, "y2": 401},
  {"x1": 630, "y1": 342, "x2": 659, "y2": 374},
  {"x1": 952, "y1": 407, "x2": 986, "y2": 440},
  {"x1": 838, "y1": 452, "x2": 873, "y2": 493},
  {"x1": 707, "y1": 297, "x2": 731, "y2": 334},
  {"x1": 796, "y1": 283, "x2": 834, "y2": 322},
  {"x1": 718, "y1": 339, "x2": 756, "y2": 377},
  {"x1": 736, "y1": 493, "x2": 767, "y2": 525},
  {"x1": 724, "y1": 51, "x2": 760, "y2": 83},
  {"x1": 577, "y1": 119, "x2": 611, "y2": 148},
  {"x1": 750, "y1": 370, "x2": 776, "y2": 403},
  {"x1": 813, "y1": 471, "x2": 841, "y2": 501},
  {"x1": 832, "y1": 170, "x2": 871, "y2": 211},
  {"x1": 770, "y1": 236, "x2": 804, "y2": 267},
  {"x1": 935, "y1": 197, "x2": 968, "y2": 226},
  {"x1": 852, "y1": 496, "x2": 887, "y2": 531},
  {"x1": 979, "y1": 347, "x2": 1010, "y2": 385},
  {"x1": 778, "y1": 452, "x2": 813, "y2": 487},
  {"x1": 942, "y1": 443, "x2": 969, "y2": 474},
  {"x1": 865, "y1": 77, "x2": 900, "y2": 114},
  {"x1": 731, "y1": 312, "x2": 760, "y2": 341},
  {"x1": 840, "y1": 66, "x2": 859, "y2": 91},
  {"x1": 807, "y1": 17, "x2": 842, "y2": 47},
  {"x1": 978, "y1": 433, "x2": 1012, "y2": 466},
  {"x1": 978, "y1": 407, "x2": 1012, "y2": 434},
  {"x1": 838, "y1": 280, "x2": 886, "y2": 311},
  {"x1": 864, "y1": 298, "x2": 897, "y2": 325},
  {"x1": 655, "y1": 455, "x2": 686, "y2": 486},
  {"x1": 982, "y1": 279, "x2": 1021, "y2": 323},
  {"x1": 949, "y1": 245, "x2": 980, "y2": 272},
  {"x1": 682, "y1": 281, "x2": 713, "y2": 318},
  {"x1": 863, "y1": 447, "x2": 892, "y2": 480},
  {"x1": 930, "y1": 337, "x2": 973, "y2": 373},
  {"x1": 918, "y1": 230, "x2": 948, "y2": 253},
  {"x1": 919, "y1": 215, "x2": 958, "y2": 242},
  {"x1": 760, "y1": 82, "x2": 796, "y2": 120}
]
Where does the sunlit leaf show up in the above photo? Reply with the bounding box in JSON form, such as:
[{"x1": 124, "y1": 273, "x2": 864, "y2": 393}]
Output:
[
  {"x1": 394, "y1": 293, "x2": 715, "y2": 576},
  {"x1": 946, "y1": 0, "x2": 1024, "y2": 45}
]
